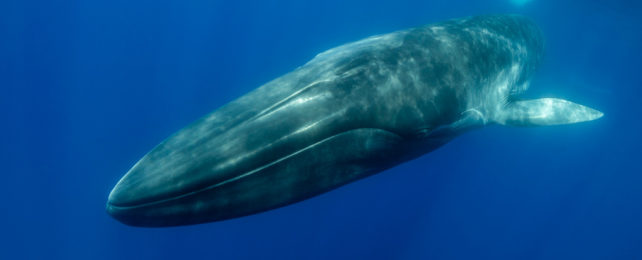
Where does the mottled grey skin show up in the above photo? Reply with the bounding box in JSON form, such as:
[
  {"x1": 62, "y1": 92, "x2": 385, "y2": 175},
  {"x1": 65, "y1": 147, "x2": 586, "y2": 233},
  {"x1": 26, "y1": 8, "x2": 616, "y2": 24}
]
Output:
[{"x1": 107, "y1": 15, "x2": 602, "y2": 227}]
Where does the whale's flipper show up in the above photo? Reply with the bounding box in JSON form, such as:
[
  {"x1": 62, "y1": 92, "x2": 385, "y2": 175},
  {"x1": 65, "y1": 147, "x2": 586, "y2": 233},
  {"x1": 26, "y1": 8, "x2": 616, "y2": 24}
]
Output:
[{"x1": 497, "y1": 98, "x2": 603, "y2": 126}]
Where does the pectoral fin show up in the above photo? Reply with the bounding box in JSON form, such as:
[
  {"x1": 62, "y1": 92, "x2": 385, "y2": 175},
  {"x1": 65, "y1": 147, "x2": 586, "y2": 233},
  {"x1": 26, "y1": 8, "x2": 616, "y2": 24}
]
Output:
[{"x1": 497, "y1": 98, "x2": 603, "y2": 126}]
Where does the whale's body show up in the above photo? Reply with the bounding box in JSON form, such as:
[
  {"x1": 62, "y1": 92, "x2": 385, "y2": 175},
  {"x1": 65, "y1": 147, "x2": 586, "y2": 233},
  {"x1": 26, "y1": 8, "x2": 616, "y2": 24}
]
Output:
[{"x1": 107, "y1": 15, "x2": 602, "y2": 227}]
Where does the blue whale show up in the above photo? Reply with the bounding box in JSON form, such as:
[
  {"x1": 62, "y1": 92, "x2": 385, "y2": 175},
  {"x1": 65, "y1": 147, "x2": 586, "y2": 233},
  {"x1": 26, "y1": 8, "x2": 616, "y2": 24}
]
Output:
[{"x1": 107, "y1": 15, "x2": 602, "y2": 227}]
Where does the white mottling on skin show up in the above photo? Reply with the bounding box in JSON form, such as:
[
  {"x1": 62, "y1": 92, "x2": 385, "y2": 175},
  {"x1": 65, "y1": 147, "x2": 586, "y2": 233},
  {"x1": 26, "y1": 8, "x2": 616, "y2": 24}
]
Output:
[{"x1": 431, "y1": 26, "x2": 445, "y2": 32}]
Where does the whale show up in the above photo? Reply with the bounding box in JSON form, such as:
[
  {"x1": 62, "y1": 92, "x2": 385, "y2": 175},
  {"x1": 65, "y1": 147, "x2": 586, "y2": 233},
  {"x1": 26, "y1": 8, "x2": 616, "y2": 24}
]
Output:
[{"x1": 106, "y1": 15, "x2": 603, "y2": 227}]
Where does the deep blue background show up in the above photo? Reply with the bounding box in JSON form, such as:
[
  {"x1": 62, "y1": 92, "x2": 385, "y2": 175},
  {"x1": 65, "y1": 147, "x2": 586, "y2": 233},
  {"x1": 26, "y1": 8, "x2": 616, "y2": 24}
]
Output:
[{"x1": 2, "y1": 0, "x2": 640, "y2": 259}]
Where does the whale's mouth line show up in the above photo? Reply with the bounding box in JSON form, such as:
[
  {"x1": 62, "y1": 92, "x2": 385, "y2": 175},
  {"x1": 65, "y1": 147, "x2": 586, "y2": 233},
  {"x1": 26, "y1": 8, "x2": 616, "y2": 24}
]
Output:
[{"x1": 107, "y1": 127, "x2": 401, "y2": 211}]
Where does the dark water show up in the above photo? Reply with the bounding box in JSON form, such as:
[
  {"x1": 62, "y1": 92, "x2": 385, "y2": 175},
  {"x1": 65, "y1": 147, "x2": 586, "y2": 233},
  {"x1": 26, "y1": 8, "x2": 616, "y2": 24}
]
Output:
[{"x1": 2, "y1": 0, "x2": 641, "y2": 259}]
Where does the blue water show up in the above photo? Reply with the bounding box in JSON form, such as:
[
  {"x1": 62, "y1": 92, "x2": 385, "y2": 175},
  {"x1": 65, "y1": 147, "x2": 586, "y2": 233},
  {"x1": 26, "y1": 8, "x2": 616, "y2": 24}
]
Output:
[{"x1": 2, "y1": 0, "x2": 641, "y2": 259}]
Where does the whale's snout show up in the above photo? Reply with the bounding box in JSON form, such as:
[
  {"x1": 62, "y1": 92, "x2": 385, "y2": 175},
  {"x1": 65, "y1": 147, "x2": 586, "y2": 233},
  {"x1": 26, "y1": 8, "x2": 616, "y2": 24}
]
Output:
[{"x1": 106, "y1": 125, "x2": 407, "y2": 227}]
